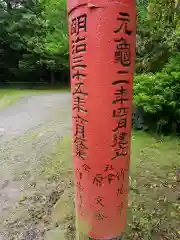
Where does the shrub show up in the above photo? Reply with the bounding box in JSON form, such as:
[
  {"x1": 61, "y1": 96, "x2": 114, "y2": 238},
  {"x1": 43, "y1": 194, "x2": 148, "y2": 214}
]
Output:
[
  {"x1": 134, "y1": 72, "x2": 180, "y2": 134},
  {"x1": 163, "y1": 53, "x2": 180, "y2": 73}
]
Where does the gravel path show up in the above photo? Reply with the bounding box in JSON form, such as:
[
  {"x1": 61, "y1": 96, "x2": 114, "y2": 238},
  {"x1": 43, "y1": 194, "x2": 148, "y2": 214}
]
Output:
[{"x1": 0, "y1": 93, "x2": 71, "y2": 239}]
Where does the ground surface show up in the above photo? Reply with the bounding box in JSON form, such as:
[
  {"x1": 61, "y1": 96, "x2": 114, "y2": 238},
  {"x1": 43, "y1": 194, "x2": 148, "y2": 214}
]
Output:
[
  {"x1": 125, "y1": 132, "x2": 180, "y2": 240},
  {"x1": 0, "y1": 90, "x2": 38, "y2": 109},
  {"x1": 0, "y1": 92, "x2": 72, "y2": 239},
  {"x1": 0, "y1": 92, "x2": 179, "y2": 240}
]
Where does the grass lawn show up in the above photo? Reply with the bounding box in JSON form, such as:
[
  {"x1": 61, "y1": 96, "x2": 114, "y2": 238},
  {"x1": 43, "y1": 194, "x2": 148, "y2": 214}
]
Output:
[
  {"x1": 45, "y1": 131, "x2": 180, "y2": 239},
  {"x1": 0, "y1": 89, "x2": 34, "y2": 109},
  {"x1": 125, "y1": 131, "x2": 180, "y2": 239},
  {"x1": 0, "y1": 88, "x2": 70, "y2": 109}
]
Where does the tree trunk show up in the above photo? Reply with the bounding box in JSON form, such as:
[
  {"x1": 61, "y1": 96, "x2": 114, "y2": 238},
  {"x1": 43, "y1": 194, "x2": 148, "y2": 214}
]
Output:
[
  {"x1": 50, "y1": 70, "x2": 55, "y2": 85},
  {"x1": 5, "y1": 0, "x2": 12, "y2": 10}
]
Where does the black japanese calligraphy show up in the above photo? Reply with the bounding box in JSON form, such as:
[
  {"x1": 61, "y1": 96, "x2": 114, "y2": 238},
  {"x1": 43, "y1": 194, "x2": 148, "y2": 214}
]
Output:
[
  {"x1": 111, "y1": 13, "x2": 132, "y2": 160},
  {"x1": 71, "y1": 13, "x2": 88, "y2": 162},
  {"x1": 111, "y1": 145, "x2": 128, "y2": 160},
  {"x1": 104, "y1": 164, "x2": 114, "y2": 172},
  {"x1": 71, "y1": 14, "x2": 87, "y2": 35},
  {"x1": 74, "y1": 114, "x2": 88, "y2": 124},
  {"x1": 74, "y1": 136, "x2": 88, "y2": 160},
  {"x1": 117, "y1": 185, "x2": 124, "y2": 196},
  {"x1": 114, "y1": 12, "x2": 132, "y2": 35},
  {"x1": 112, "y1": 86, "x2": 128, "y2": 104},
  {"x1": 117, "y1": 170, "x2": 127, "y2": 195},
  {"x1": 104, "y1": 168, "x2": 121, "y2": 184},
  {"x1": 74, "y1": 113, "x2": 88, "y2": 160},
  {"x1": 72, "y1": 36, "x2": 87, "y2": 55},
  {"x1": 75, "y1": 148, "x2": 87, "y2": 160},
  {"x1": 118, "y1": 70, "x2": 128, "y2": 74},
  {"x1": 77, "y1": 190, "x2": 84, "y2": 217},
  {"x1": 113, "y1": 107, "x2": 128, "y2": 118},
  {"x1": 82, "y1": 164, "x2": 91, "y2": 172},
  {"x1": 76, "y1": 181, "x2": 84, "y2": 191},
  {"x1": 72, "y1": 70, "x2": 86, "y2": 80},
  {"x1": 119, "y1": 132, "x2": 128, "y2": 145},
  {"x1": 113, "y1": 117, "x2": 127, "y2": 132},
  {"x1": 72, "y1": 63, "x2": 87, "y2": 69},
  {"x1": 79, "y1": 192, "x2": 83, "y2": 208},
  {"x1": 114, "y1": 37, "x2": 131, "y2": 66},
  {"x1": 112, "y1": 79, "x2": 129, "y2": 85},
  {"x1": 95, "y1": 196, "x2": 104, "y2": 207},
  {"x1": 72, "y1": 55, "x2": 83, "y2": 64},
  {"x1": 75, "y1": 124, "x2": 85, "y2": 138},
  {"x1": 76, "y1": 168, "x2": 83, "y2": 180},
  {"x1": 113, "y1": 71, "x2": 129, "y2": 85},
  {"x1": 117, "y1": 168, "x2": 127, "y2": 181},
  {"x1": 112, "y1": 107, "x2": 128, "y2": 131},
  {"x1": 93, "y1": 174, "x2": 104, "y2": 187},
  {"x1": 106, "y1": 173, "x2": 119, "y2": 184},
  {"x1": 111, "y1": 132, "x2": 128, "y2": 159},
  {"x1": 73, "y1": 96, "x2": 87, "y2": 113},
  {"x1": 112, "y1": 132, "x2": 128, "y2": 148},
  {"x1": 94, "y1": 210, "x2": 107, "y2": 220},
  {"x1": 117, "y1": 202, "x2": 124, "y2": 216},
  {"x1": 71, "y1": 12, "x2": 88, "y2": 163},
  {"x1": 112, "y1": 125, "x2": 129, "y2": 160},
  {"x1": 93, "y1": 166, "x2": 126, "y2": 187},
  {"x1": 73, "y1": 82, "x2": 88, "y2": 96}
]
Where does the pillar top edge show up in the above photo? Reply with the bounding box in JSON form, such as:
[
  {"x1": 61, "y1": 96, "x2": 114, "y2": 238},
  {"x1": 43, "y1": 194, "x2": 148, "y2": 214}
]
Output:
[{"x1": 67, "y1": 0, "x2": 136, "y2": 13}]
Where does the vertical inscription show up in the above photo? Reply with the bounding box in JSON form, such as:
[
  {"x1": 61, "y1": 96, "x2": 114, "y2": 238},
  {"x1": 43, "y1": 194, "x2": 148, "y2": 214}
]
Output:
[
  {"x1": 92, "y1": 167, "x2": 127, "y2": 187},
  {"x1": 71, "y1": 14, "x2": 88, "y2": 161},
  {"x1": 111, "y1": 12, "x2": 132, "y2": 161},
  {"x1": 91, "y1": 166, "x2": 128, "y2": 221},
  {"x1": 71, "y1": 13, "x2": 88, "y2": 218},
  {"x1": 69, "y1": 4, "x2": 135, "y2": 235},
  {"x1": 111, "y1": 10, "x2": 134, "y2": 221}
]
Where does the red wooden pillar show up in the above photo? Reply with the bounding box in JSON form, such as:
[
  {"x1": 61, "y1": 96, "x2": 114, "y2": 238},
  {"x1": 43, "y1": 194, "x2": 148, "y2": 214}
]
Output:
[{"x1": 67, "y1": 0, "x2": 136, "y2": 239}]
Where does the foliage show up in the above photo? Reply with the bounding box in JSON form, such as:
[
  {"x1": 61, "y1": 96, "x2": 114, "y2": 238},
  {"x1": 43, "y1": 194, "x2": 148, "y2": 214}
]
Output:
[
  {"x1": 0, "y1": 0, "x2": 69, "y2": 85},
  {"x1": 136, "y1": 0, "x2": 180, "y2": 73},
  {"x1": 135, "y1": 0, "x2": 180, "y2": 134},
  {"x1": 0, "y1": 0, "x2": 179, "y2": 84},
  {"x1": 134, "y1": 71, "x2": 180, "y2": 133},
  {"x1": 163, "y1": 52, "x2": 180, "y2": 73},
  {"x1": 0, "y1": 0, "x2": 180, "y2": 134}
]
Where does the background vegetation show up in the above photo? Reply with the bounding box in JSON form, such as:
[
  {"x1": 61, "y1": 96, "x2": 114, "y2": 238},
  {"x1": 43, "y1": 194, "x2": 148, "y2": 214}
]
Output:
[
  {"x1": 135, "y1": 0, "x2": 180, "y2": 134},
  {"x1": 0, "y1": 0, "x2": 180, "y2": 133},
  {"x1": 0, "y1": 0, "x2": 68, "y2": 87},
  {"x1": 0, "y1": 2, "x2": 179, "y2": 239}
]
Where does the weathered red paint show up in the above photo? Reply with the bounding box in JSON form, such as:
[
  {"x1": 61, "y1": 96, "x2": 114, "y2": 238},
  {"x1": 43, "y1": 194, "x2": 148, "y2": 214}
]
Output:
[{"x1": 67, "y1": 0, "x2": 136, "y2": 239}]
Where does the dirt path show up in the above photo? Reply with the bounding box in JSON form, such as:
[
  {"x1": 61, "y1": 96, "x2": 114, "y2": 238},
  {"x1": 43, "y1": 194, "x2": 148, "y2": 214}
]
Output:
[{"x1": 0, "y1": 93, "x2": 72, "y2": 240}]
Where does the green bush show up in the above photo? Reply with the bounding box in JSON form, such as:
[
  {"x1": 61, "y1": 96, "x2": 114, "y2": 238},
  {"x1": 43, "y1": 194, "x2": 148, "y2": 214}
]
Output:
[
  {"x1": 163, "y1": 52, "x2": 180, "y2": 73},
  {"x1": 134, "y1": 71, "x2": 180, "y2": 134}
]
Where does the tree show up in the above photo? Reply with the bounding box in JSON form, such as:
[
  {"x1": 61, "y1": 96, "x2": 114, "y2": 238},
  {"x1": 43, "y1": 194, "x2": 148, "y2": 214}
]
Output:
[
  {"x1": 136, "y1": 0, "x2": 180, "y2": 73},
  {"x1": 0, "y1": 0, "x2": 69, "y2": 86}
]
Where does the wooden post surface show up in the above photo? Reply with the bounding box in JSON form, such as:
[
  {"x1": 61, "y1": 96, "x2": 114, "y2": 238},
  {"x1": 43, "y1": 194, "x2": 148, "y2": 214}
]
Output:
[{"x1": 67, "y1": 0, "x2": 137, "y2": 239}]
